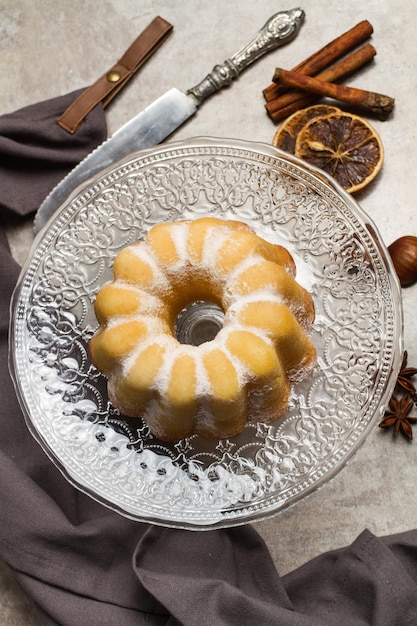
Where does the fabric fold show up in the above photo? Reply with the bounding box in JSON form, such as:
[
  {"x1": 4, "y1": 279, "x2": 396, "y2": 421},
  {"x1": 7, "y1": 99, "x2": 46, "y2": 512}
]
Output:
[
  {"x1": 133, "y1": 525, "x2": 417, "y2": 626},
  {"x1": 133, "y1": 526, "x2": 302, "y2": 626},
  {"x1": 284, "y1": 528, "x2": 417, "y2": 625},
  {"x1": 0, "y1": 90, "x2": 106, "y2": 217}
]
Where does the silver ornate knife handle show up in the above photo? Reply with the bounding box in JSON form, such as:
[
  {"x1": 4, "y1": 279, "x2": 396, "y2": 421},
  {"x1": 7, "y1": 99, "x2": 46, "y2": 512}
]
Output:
[
  {"x1": 34, "y1": 8, "x2": 305, "y2": 233},
  {"x1": 187, "y1": 8, "x2": 305, "y2": 103}
]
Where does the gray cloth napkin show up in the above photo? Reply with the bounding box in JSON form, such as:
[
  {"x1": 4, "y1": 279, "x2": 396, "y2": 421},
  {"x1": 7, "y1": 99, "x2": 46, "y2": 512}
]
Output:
[
  {"x1": 0, "y1": 89, "x2": 106, "y2": 216},
  {"x1": 1, "y1": 92, "x2": 417, "y2": 626}
]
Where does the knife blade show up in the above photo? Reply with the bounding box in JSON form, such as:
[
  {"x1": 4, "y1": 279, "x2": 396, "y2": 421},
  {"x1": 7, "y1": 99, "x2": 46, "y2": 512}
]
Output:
[{"x1": 34, "y1": 8, "x2": 305, "y2": 233}]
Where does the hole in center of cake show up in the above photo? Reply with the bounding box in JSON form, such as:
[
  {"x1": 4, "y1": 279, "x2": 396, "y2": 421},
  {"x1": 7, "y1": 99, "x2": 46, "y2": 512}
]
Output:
[{"x1": 175, "y1": 301, "x2": 225, "y2": 346}]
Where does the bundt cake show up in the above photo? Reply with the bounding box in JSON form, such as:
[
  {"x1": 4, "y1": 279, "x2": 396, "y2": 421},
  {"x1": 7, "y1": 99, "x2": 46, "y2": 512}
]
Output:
[{"x1": 90, "y1": 217, "x2": 316, "y2": 441}]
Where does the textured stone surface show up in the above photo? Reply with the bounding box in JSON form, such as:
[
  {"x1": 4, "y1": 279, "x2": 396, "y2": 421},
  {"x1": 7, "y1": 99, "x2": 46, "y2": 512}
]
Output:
[
  {"x1": 0, "y1": 560, "x2": 42, "y2": 625},
  {"x1": 2, "y1": 0, "x2": 416, "y2": 621}
]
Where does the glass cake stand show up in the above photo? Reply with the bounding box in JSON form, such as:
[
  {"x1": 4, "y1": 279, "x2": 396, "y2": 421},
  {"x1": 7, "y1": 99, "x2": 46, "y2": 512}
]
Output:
[{"x1": 9, "y1": 137, "x2": 403, "y2": 529}]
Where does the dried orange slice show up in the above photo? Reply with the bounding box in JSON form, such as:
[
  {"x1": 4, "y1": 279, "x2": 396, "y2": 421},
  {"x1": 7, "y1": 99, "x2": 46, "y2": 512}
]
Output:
[
  {"x1": 272, "y1": 104, "x2": 341, "y2": 154},
  {"x1": 294, "y1": 111, "x2": 384, "y2": 193}
]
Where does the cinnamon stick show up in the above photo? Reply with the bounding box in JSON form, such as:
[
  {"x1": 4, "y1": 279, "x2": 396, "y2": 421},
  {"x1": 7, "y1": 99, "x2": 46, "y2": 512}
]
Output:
[
  {"x1": 266, "y1": 43, "x2": 377, "y2": 122},
  {"x1": 274, "y1": 68, "x2": 395, "y2": 119},
  {"x1": 263, "y1": 20, "x2": 373, "y2": 103}
]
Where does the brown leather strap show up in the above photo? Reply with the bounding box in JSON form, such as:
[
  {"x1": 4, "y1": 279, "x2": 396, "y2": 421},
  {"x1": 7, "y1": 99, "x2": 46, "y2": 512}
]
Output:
[{"x1": 57, "y1": 16, "x2": 173, "y2": 134}]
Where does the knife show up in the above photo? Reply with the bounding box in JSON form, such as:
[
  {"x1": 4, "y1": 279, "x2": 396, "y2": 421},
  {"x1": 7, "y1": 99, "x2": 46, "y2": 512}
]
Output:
[{"x1": 34, "y1": 8, "x2": 305, "y2": 233}]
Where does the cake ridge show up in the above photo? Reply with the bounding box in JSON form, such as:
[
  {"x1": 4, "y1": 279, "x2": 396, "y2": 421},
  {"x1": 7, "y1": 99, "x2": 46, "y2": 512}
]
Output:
[{"x1": 90, "y1": 217, "x2": 317, "y2": 441}]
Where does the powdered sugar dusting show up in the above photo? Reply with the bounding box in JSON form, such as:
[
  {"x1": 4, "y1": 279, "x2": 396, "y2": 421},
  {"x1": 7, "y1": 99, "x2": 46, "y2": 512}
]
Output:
[{"x1": 93, "y1": 218, "x2": 316, "y2": 439}]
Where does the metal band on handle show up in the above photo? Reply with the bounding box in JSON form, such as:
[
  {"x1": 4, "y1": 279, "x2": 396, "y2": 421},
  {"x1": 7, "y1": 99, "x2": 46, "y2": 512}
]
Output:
[{"x1": 187, "y1": 8, "x2": 305, "y2": 103}]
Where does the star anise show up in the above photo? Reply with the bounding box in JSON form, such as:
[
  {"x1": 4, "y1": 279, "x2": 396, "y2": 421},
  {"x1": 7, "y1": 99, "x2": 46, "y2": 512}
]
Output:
[
  {"x1": 396, "y1": 351, "x2": 417, "y2": 394},
  {"x1": 379, "y1": 393, "x2": 417, "y2": 440}
]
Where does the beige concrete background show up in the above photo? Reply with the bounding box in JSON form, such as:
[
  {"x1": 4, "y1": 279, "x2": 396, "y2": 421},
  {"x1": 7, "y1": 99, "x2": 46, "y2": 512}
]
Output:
[{"x1": 1, "y1": 0, "x2": 417, "y2": 622}]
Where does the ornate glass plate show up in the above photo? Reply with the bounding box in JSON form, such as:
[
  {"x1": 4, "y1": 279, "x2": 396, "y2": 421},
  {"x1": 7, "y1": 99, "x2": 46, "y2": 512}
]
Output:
[{"x1": 9, "y1": 137, "x2": 403, "y2": 529}]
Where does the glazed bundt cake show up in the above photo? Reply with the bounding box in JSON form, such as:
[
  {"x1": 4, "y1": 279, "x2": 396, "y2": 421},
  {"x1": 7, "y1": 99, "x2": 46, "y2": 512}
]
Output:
[{"x1": 90, "y1": 217, "x2": 316, "y2": 441}]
